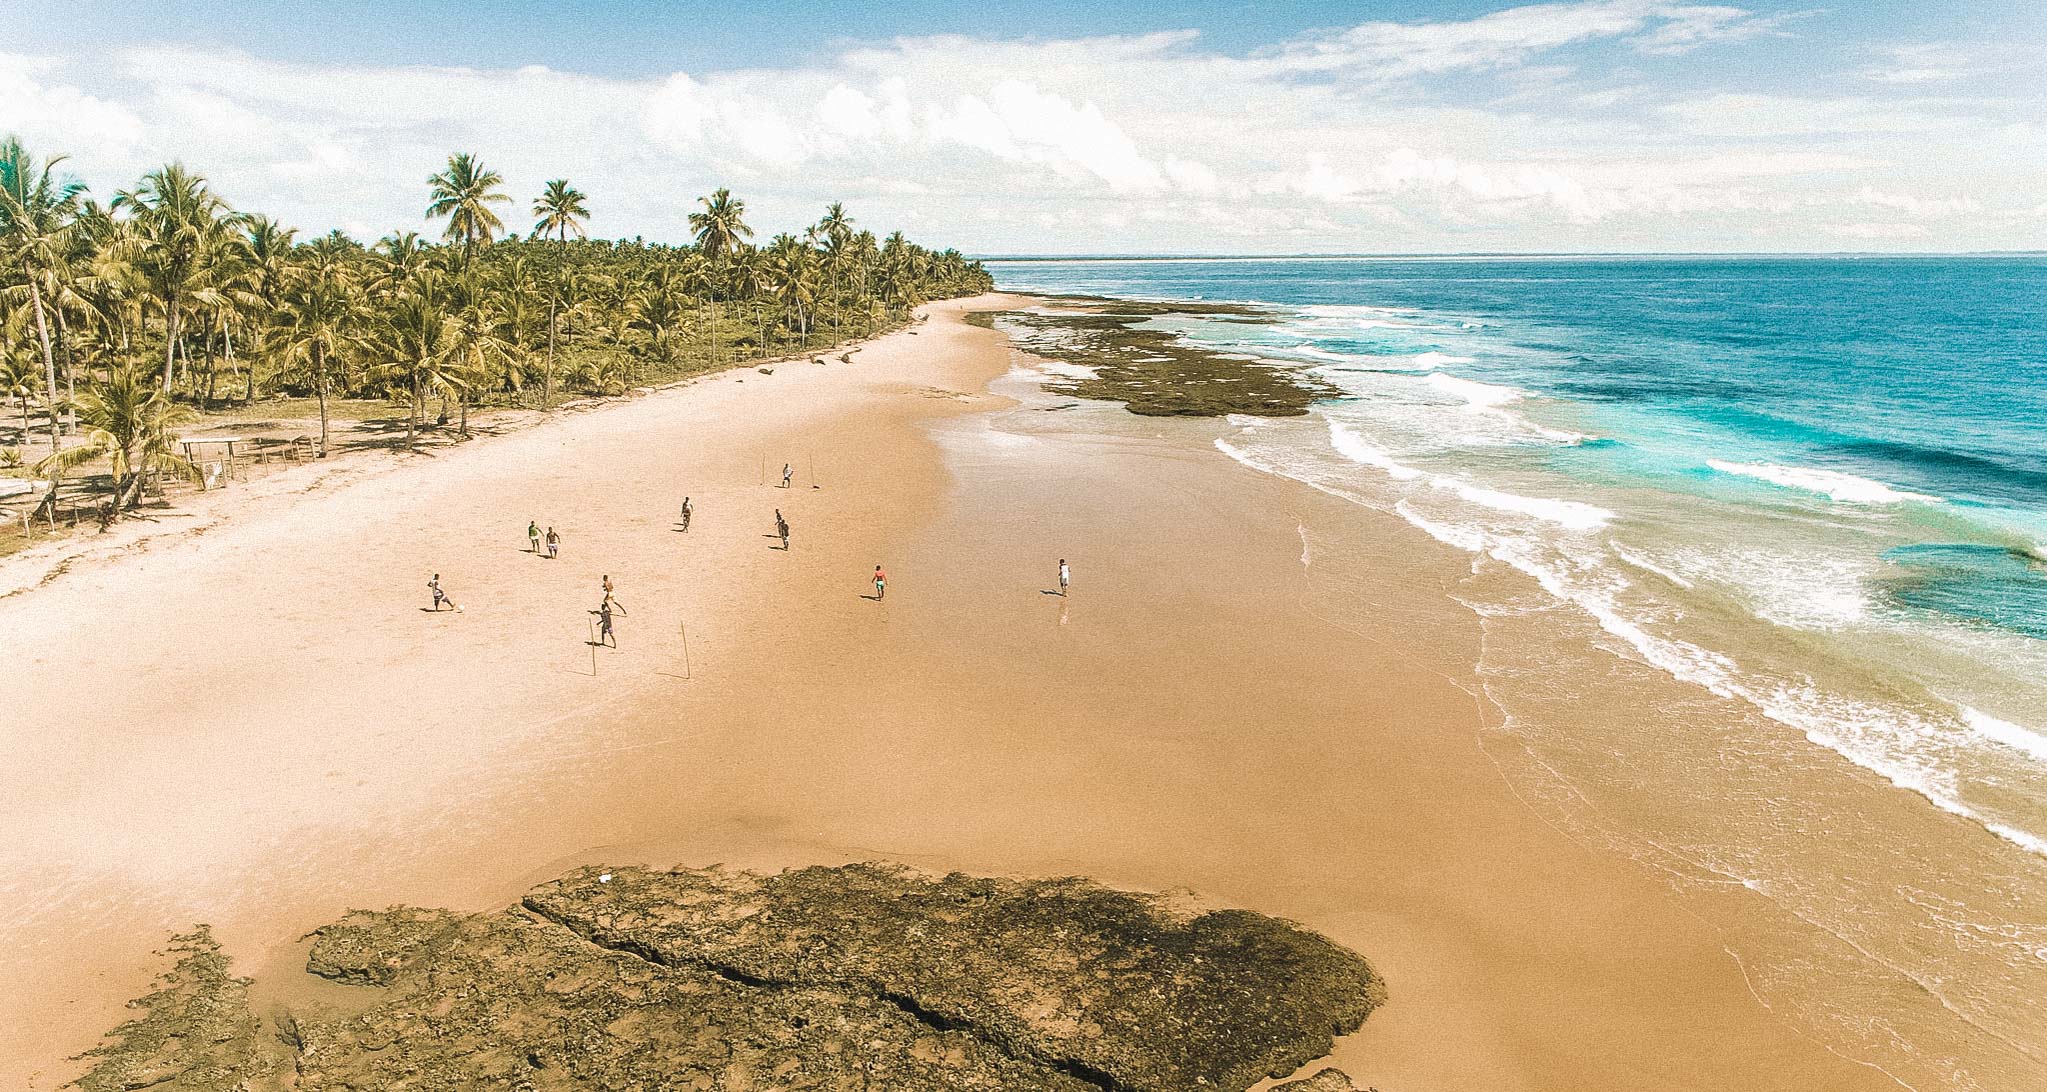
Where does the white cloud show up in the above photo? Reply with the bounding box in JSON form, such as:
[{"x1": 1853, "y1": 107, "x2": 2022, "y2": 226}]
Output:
[
  {"x1": 1859, "y1": 43, "x2": 1971, "y2": 85},
  {"x1": 0, "y1": 52, "x2": 146, "y2": 154},
  {"x1": 1851, "y1": 187, "x2": 1979, "y2": 217},
  {"x1": 1, "y1": 7, "x2": 2040, "y2": 255},
  {"x1": 1831, "y1": 222, "x2": 1932, "y2": 240},
  {"x1": 1253, "y1": 1, "x2": 1795, "y2": 80}
]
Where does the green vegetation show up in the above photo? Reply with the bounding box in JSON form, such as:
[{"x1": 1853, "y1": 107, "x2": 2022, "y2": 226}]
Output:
[{"x1": 0, "y1": 135, "x2": 992, "y2": 520}]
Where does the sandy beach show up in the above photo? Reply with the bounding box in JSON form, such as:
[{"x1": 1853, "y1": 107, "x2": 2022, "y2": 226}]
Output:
[{"x1": 2, "y1": 295, "x2": 1902, "y2": 1090}]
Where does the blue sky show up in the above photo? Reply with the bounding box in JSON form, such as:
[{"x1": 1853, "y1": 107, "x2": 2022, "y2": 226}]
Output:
[{"x1": 4, "y1": 1, "x2": 2043, "y2": 253}]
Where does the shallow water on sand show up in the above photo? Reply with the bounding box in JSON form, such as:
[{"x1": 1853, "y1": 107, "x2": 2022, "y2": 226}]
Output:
[{"x1": 986, "y1": 257, "x2": 2047, "y2": 1091}]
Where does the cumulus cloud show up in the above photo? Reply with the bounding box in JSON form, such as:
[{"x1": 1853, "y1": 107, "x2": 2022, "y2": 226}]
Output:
[
  {"x1": 0, "y1": 4, "x2": 2040, "y2": 254},
  {"x1": 1253, "y1": 1, "x2": 1797, "y2": 80}
]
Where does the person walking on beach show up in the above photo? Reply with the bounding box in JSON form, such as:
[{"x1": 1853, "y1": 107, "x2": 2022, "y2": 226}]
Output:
[
  {"x1": 1059, "y1": 559, "x2": 1070, "y2": 596},
  {"x1": 528, "y1": 520, "x2": 541, "y2": 554},
  {"x1": 781, "y1": 462, "x2": 794, "y2": 489},
  {"x1": 545, "y1": 526, "x2": 561, "y2": 559},
  {"x1": 774, "y1": 509, "x2": 789, "y2": 550},
  {"x1": 679, "y1": 496, "x2": 692, "y2": 533},
  {"x1": 873, "y1": 564, "x2": 887, "y2": 600},
  {"x1": 591, "y1": 599, "x2": 622, "y2": 647},
  {"x1": 428, "y1": 574, "x2": 461, "y2": 613},
  {"x1": 601, "y1": 574, "x2": 615, "y2": 601}
]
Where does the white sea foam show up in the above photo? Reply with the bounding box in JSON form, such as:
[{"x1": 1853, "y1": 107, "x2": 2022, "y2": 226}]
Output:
[
  {"x1": 1682, "y1": 548, "x2": 1870, "y2": 629},
  {"x1": 1427, "y1": 372, "x2": 1523, "y2": 407},
  {"x1": 1412, "y1": 351, "x2": 1475, "y2": 368},
  {"x1": 1611, "y1": 543, "x2": 1696, "y2": 589},
  {"x1": 1292, "y1": 343, "x2": 1358, "y2": 362},
  {"x1": 1425, "y1": 373, "x2": 1594, "y2": 443},
  {"x1": 1327, "y1": 421, "x2": 1424, "y2": 480},
  {"x1": 1960, "y1": 706, "x2": 2047, "y2": 765},
  {"x1": 1427, "y1": 476, "x2": 1614, "y2": 530},
  {"x1": 1707, "y1": 461, "x2": 1940, "y2": 505}
]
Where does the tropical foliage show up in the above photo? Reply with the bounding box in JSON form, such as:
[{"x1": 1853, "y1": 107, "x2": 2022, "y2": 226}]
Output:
[{"x1": 0, "y1": 139, "x2": 992, "y2": 518}]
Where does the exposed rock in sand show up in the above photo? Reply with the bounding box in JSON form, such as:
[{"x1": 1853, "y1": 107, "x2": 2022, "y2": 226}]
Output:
[
  {"x1": 72, "y1": 929, "x2": 273, "y2": 1092},
  {"x1": 76, "y1": 863, "x2": 1385, "y2": 1091},
  {"x1": 1274, "y1": 1067, "x2": 1368, "y2": 1091}
]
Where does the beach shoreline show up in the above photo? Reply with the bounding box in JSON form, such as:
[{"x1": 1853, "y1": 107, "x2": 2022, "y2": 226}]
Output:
[{"x1": 6, "y1": 294, "x2": 1901, "y2": 1090}]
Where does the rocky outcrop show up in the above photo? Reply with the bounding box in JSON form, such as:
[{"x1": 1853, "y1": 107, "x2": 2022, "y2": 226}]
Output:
[
  {"x1": 1274, "y1": 1067, "x2": 1368, "y2": 1091},
  {"x1": 982, "y1": 303, "x2": 1338, "y2": 418},
  {"x1": 72, "y1": 928, "x2": 273, "y2": 1092},
  {"x1": 76, "y1": 863, "x2": 1386, "y2": 1091}
]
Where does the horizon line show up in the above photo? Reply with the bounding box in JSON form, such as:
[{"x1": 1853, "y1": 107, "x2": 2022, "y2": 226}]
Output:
[{"x1": 975, "y1": 250, "x2": 2047, "y2": 262}]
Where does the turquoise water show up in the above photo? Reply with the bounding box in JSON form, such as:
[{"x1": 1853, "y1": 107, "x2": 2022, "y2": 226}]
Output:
[
  {"x1": 989, "y1": 256, "x2": 2047, "y2": 837},
  {"x1": 987, "y1": 256, "x2": 2047, "y2": 1088}
]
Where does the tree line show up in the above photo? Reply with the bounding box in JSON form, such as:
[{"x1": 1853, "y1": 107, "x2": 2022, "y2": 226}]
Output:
[{"x1": 0, "y1": 137, "x2": 992, "y2": 516}]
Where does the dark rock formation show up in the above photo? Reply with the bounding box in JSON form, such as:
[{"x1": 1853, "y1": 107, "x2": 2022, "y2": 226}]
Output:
[
  {"x1": 72, "y1": 928, "x2": 273, "y2": 1092},
  {"x1": 1274, "y1": 1067, "x2": 1368, "y2": 1091},
  {"x1": 75, "y1": 863, "x2": 1385, "y2": 1091},
  {"x1": 980, "y1": 302, "x2": 1337, "y2": 418}
]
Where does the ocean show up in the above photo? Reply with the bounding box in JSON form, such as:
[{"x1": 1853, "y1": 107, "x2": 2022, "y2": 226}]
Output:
[{"x1": 984, "y1": 256, "x2": 2047, "y2": 1091}]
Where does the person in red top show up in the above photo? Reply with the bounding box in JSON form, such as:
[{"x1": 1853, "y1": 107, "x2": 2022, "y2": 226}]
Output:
[{"x1": 872, "y1": 565, "x2": 887, "y2": 600}]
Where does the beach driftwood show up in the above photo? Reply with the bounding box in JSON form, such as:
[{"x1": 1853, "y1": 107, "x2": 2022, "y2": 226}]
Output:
[{"x1": 75, "y1": 863, "x2": 1386, "y2": 1092}]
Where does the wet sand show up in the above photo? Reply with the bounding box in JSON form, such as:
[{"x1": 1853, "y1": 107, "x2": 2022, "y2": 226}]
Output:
[{"x1": 2, "y1": 295, "x2": 1894, "y2": 1090}]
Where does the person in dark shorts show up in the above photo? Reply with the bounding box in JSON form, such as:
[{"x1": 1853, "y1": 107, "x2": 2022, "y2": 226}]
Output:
[
  {"x1": 775, "y1": 509, "x2": 789, "y2": 550},
  {"x1": 428, "y1": 574, "x2": 460, "y2": 612},
  {"x1": 680, "y1": 497, "x2": 692, "y2": 532}
]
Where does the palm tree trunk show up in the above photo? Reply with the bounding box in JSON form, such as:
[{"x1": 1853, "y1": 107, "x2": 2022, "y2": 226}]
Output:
[
  {"x1": 408, "y1": 371, "x2": 420, "y2": 452},
  {"x1": 314, "y1": 343, "x2": 330, "y2": 457},
  {"x1": 161, "y1": 294, "x2": 181, "y2": 393},
  {"x1": 55, "y1": 307, "x2": 75, "y2": 435},
  {"x1": 27, "y1": 279, "x2": 59, "y2": 453},
  {"x1": 119, "y1": 439, "x2": 144, "y2": 512},
  {"x1": 544, "y1": 293, "x2": 557, "y2": 410}
]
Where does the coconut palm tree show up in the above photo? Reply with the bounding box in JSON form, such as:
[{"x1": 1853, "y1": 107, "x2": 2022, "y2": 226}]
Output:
[
  {"x1": 276, "y1": 234, "x2": 362, "y2": 456},
  {"x1": 32, "y1": 363, "x2": 197, "y2": 516},
  {"x1": 688, "y1": 188, "x2": 751, "y2": 364},
  {"x1": 767, "y1": 234, "x2": 821, "y2": 348},
  {"x1": 236, "y1": 215, "x2": 297, "y2": 403},
  {"x1": 628, "y1": 268, "x2": 686, "y2": 364},
  {"x1": 1, "y1": 345, "x2": 41, "y2": 445},
  {"x1": 531, "y1": 179, "x2": 588, "y2": 244},
  {"x1": 425, "y1": 153, "x2": 509, "y2": 261},
  {"x1": 114, "y1": 162, "x2": 237, "y2": 395},
  {"x1": 0, "y1": 135, "x2": 85, "y2": 449},
  {"x1": 531, "y1": 179, "x2": 588, "y2": 409},
  {"x1": 376, "y1": 268, "x2": 460, "y2": 452}
]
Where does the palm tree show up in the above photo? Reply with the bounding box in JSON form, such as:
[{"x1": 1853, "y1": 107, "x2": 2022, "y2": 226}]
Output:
[
  {"x1": 531, "y1": 179, "x2": 589, "y2": 243},
  {"x1": 237, "y1": 215, "x2": 296, "y2": 403},
  {"x1": 0, "y1": 135, "x2": 84, "y2": 449},
  {"x1": 376, "y1": 268, "x2": 459, "y2": 452},
  {"x1": 768, "y1": 234, "x2": 821, "y2": 348},
  {"x1": 114, "y1": 163, "x2": 236, "y2": 395},
  {"x1": 628, "y1": 268, "x2": 686, "y2": 364},
  {"x1": 688, "y1": 188, "x2": 751, "y2": 364},
  {"x1": 32, "y1": 363, "x2": 197, "y2": 516},
  {"x1": 425, "y1": 153, "x2": 509, "y2": 261},
  {"x1": 531, "y1": 179, "x2": 588, "y2": 409},
  {"x1": 276, "y1": 234, "x2": 361, "y2": 456},
  {"x1": 2, "y1": 347, "x2": 41, "y2": 445}
]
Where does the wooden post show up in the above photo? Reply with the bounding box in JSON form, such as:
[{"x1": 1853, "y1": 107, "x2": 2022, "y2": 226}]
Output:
[
  {"x1": 681, "y1": 621, "x2": 691, "y2": 679},
  {"x1": 588, "y1": 617, "x2": 598, "y2": 675}
]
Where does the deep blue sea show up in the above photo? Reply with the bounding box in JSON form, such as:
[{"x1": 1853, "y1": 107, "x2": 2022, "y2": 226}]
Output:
[{"x1": 985, "y1": 257, "x2": 2047, "y2": 1085}]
